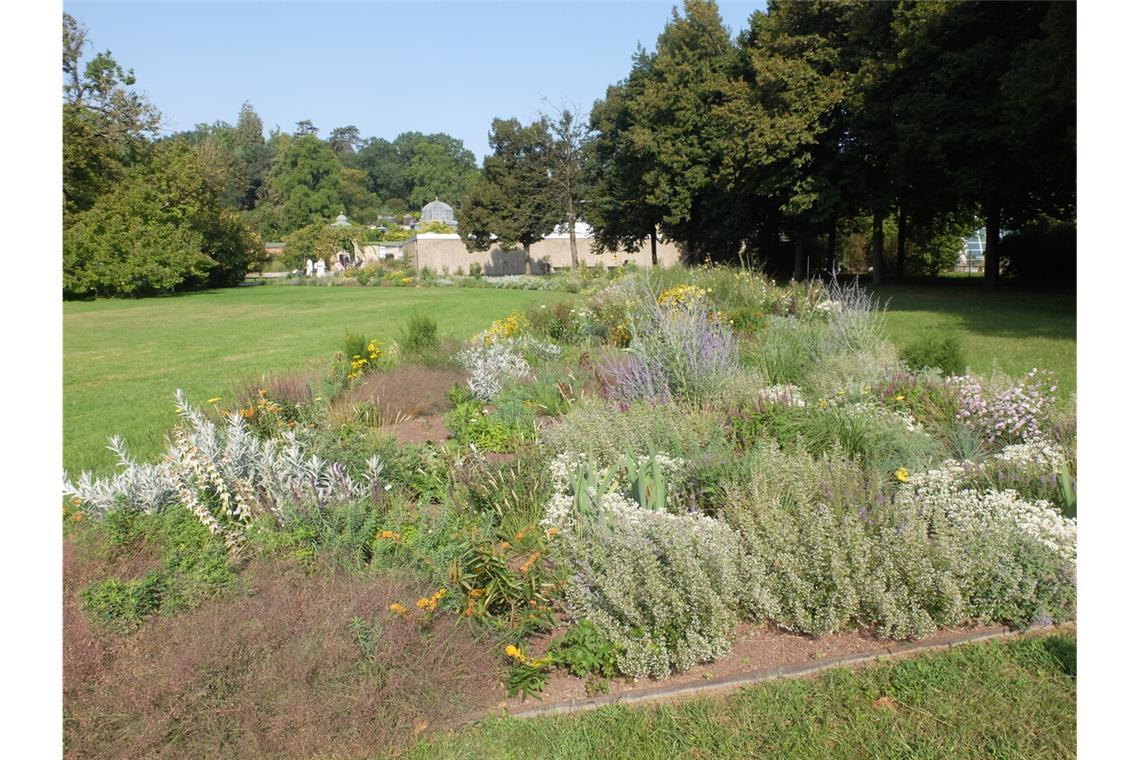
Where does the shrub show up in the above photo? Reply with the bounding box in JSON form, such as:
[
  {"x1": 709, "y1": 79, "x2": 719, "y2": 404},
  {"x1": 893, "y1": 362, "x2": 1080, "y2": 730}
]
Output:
[
  {"x1": 743, "y1": 316, "x2": 819, "y2": 387},
  {"x1": 901, "y1": 331, "x2": 966, "y2": 375},
  {"x1": 76, "y1": 507, "x2": 236, "y2": 633},
  {"x1": 64, "y1": 391, "x2": 388, "y2": 551},
  {"x1": 452, "y1": 450, "x2": 553, "y2": 536},
  {"x1": 443, "y1": 387, "x2": 526, "y2": 452},
  {"x1": 559, "y1": 508, "x2": 746, "y2": 679},
  {"x1": 458, "y1": 339, "x2": 531, "y2": 402},
  {"x1": 541, "y1": 398, "x2": 725, "y2": 463},
  {"x1": 625, "y1": 297, "x2": 740, "y2": 402},
  {"x1": 341, "y1": 333, "x2": 395, "y2": 382},
  {"x1": 947, "y1": 368, "x2": 1058, "y2": 443},
  {"x1": 398, "y1": 314, "x2": 441, "y2": 356},
  {"x1": 525, "y1": 300, "x2": 579, "y2": 344}
]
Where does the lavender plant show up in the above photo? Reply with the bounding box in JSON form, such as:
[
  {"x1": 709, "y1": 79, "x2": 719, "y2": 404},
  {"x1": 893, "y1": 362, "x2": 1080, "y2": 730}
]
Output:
[{"x1": 625, "y1": 297, "x2": 739, "y2": 403}]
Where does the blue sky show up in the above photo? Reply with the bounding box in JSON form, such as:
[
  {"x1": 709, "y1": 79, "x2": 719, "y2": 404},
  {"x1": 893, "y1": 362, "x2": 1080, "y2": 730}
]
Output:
[{"x1": 64, "y1": 1, "x2": 763, "y2": 159}]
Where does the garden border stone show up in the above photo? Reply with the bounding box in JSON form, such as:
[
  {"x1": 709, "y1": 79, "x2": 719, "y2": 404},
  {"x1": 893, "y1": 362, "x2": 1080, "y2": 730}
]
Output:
[{"x1": 501, "y1": 622, "x2": 1075, "y2": 719}]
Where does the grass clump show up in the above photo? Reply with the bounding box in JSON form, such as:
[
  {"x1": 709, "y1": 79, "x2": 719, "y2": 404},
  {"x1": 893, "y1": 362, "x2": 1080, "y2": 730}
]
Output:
[{"x1": 901, "y1": 330, "x2": 967, "y2": 375}]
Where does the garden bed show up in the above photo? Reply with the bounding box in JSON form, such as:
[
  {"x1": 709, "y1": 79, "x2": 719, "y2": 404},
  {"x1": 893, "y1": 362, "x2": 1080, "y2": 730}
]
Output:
[{"x1": 63, "y1": 266, "x2": 1077, "y2": 758}]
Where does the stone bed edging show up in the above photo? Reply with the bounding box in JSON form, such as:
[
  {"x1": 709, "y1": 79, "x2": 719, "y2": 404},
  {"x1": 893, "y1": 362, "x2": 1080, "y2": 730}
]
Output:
[{"x1": 499, "y1": 622, "x2": 1075, "y2": 720}]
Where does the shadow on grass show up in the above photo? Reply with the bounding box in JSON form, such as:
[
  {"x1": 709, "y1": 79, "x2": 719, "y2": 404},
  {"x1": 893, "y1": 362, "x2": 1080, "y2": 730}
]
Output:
[
  {"x1": 866, "y1": 278, "x2": 1076, "y2": 342},
  {"x1": 1043, "y1": 635, "x2": 1077, "y2": 678}
]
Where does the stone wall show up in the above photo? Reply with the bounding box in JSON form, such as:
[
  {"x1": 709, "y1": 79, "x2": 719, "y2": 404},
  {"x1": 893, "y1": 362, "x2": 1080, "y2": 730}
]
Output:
[{"x1": 402, "y1": 233, "x2": 682, "y2": 275}]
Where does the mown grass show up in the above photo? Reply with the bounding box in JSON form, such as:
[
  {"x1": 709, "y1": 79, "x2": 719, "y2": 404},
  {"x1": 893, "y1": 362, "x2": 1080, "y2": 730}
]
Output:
[
  {"x1": 63, "y1": 277, "x2": 1076, "y2": 475},
  {"x1": 403, "y1": 632, "x2": 1076, "y2": 759},
  {"x1": 63, "y1": 284, "x2": 569, "y2": 475},
  {"x1": 870, "y1": 279, "x2": 1076, "y2": 398}
]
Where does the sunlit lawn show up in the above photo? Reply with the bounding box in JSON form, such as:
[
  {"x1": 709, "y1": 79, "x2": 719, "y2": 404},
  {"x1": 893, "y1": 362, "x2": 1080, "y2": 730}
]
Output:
[
  {"x1": 64, "y1": 277, "x2": 1076, "y2": 476},
  {"x1": 404, "y1": 632, "x2": 1076, "y2": 759},
  {"x1": 63, "y1": 284, "x2": 568, "y2": 474},
  {"x1": 872, "y1": 278, "x2": 1076, "y2": 398}
]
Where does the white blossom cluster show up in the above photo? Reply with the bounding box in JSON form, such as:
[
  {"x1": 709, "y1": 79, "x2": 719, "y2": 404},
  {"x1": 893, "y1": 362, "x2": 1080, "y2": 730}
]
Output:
[
  {"x1": 64, "y1": 391, "x2": 385, "y2": 550},
  {"x1": 900, "y1": 465, "x2": 1076, "y2": 564},
  {"x1": 756, "y1": 384, "x2": 807, "y2": 408},
  {"x1": 992, "y1": 436, "x2": 1069, "y2": 472}
]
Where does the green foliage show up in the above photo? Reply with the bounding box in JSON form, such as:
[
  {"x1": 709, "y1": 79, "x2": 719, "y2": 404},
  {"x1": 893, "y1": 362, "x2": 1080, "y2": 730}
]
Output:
[
  {"x1": 282, "y1": 220, "x2": 368, "y2": 270},
  {"x1": 398, "y1": 314, "x2": 441, "y2": 356},
  {"x1": 262, "y1": 134, "x2": 342, "y2": 235},
  {"x1": 548, "y1": 620, "x2": 618, "y2": 684},
  {"x1": 901, "y1": 331, "x2": 966, "y2": 375},
  {"x1": 447, "y1": 532, "x2": 555, "y2": 640},
  {"x1": 453, "y1": 451, "x2": 552, "y2": 537},
  {"x1": 458, "y1": 118, "x2": 562, "y2": 272},
  {"x1": 443, "y1": 388, "x2": 525, "y2": 453},
  {"x1": 78, "y1": 507, "x2": 235, "y2": 632},
  {"x1": 505, "y1": 655, "x2": 552, "y2": 701},
  {"x1": 64, "y1": 140, "x2": 262, "y2": 298}
]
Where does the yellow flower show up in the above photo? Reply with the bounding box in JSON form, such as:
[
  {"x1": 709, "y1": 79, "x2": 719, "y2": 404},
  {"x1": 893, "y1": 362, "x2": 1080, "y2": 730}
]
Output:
[
  {"x1": 895, "y1": 468, "x2": 910, "y2": 483},
  {"x1": 504, "y1": 645, "x2": 524, "y2": 661},
  {"x1": 389, "y1": 603, "x2": 408, "y2": 615},
  {"x1": 377, "y1": 530, "x2": 402, "y2": 542},
  {"x1": 894, "y1": 394, "x2": 905, "y2": 402},
  {"x1": 207, "y1": 396, "x2": 222, "y2": 404}
]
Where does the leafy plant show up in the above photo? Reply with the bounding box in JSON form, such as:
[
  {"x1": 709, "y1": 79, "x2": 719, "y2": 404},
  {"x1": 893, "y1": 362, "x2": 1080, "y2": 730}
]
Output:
[
  {"x1": 548, "y1": 620, "x2": 618, "y2": 687},
  {"x1": 901, "y1": 331, "x2": 966, "y2": 375},
  {"x1": 398, "y1": 314, "x2": 441, "y2": 355}
]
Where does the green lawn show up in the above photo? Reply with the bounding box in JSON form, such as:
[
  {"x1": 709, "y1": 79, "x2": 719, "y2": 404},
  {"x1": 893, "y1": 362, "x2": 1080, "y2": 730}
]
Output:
[
  {"x1": 403, "y1": 632, "x2": 1076, "y2": 759},
  {"x1": 64, "y1": 279, "x2": 1076, "y2": 476},
  {"x1": 871, "y1": 280, "x2": 1076, "y2": 398},
  {"x1": 63, "y1": 284, "x2": 568, "y2": 475}
]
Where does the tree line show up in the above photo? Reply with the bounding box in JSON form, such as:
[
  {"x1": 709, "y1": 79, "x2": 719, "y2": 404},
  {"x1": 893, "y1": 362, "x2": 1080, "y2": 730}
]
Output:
[
  {"x1": 63, "y1": 1, "x2": 1074, "y2": 298},
  {"x1": 463, "y1": 0, "x2": 1074, "y2": 286}
]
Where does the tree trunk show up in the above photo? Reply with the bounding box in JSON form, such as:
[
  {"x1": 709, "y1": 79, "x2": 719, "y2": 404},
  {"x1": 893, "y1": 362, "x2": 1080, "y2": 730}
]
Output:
[
  {"x1": 650, "y1": 229, "x2": 658, "y2": 267},
  {"x1": 826, "y1": 222, "x2": 837, "y2": 278},
  {"x1": 896, "y1": 208, "x2": 907, "y2": 281},
  {"x1": 871, "y1": 209, "x2": 884, "y2": 285},
  {"x1": 567, "y1": 204, "x2": 579, "y2": 269},
  {"x1": 793, "y1": 226, "x2": 807, "y2": 281},
  {"x1": 523, "y1": 243, "x2": 533, "y2": 276},
  {"x1": 984, "y1": 198, "x2": 1000, "y2": 289}
]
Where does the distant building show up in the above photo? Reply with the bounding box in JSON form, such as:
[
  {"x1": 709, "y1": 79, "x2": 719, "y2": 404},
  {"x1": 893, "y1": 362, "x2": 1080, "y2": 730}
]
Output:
[{"x1": 417, "y1": 199, "x2": 458, "y2": 230}]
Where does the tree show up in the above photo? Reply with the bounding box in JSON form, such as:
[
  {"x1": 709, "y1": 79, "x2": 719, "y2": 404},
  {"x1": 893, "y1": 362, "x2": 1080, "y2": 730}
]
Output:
[
  {"x1": 293, "y1": 119, "x2": 319, "y2": 137},
  {"x1": 338, "y1": 165, "x2": 382, "y2": 223},
  {"x1": 622, "y1": 0, "x2": 739, "y2": 261},
  {"x1": 457, "y1": 118, "x2": 561, "y2": 275},
  {"x1": 234, "y1": 102, "x2": 271, "y2": 210},
  {"x1": 586, "y1": 46, "x2": 667, "y2": 263},
  {"x1": 542, "y1": 107, "x2": 589, "y2": 268},
  {"x1": 63, "y1": 12, "x2": 162, "y2": 222},
  {"x1": 281, "y1": 220, "x2": 367, "y2": 270},
  {"x1": 405, "y1": 140, "x2": 479, "y2": 208},
  {"x1": 717, "y1": 0, "x2": 848, "y2": 278},
  {"x1": 353, "y1": 137, "x2": 407, "y2": 202},
  {"x1": 328, "y1": 125, "x2": 362, "y2": 156},
  {"x1": 263, "y1": 134, "x2": 342, "y2": 235},
  {"x1": 64, "y1": 140, "x2": 262, "y2": 298},
  {"x1": 890, "y1": 1, "x2": 1075, "y2": 287}
]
